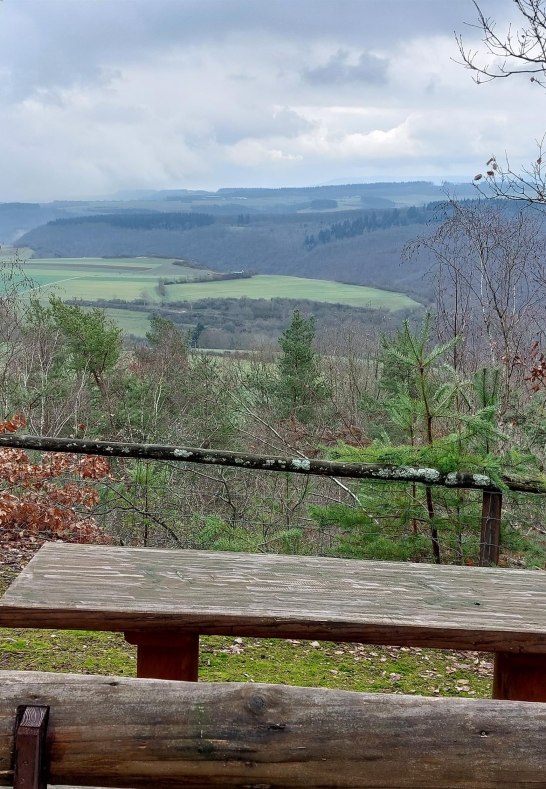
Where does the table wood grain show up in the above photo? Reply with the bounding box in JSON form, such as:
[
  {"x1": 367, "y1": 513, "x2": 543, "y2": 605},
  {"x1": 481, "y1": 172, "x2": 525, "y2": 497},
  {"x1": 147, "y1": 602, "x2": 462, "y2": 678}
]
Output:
[{"x1": 1, "y1": 543, "x2": 546, "y2": 653}]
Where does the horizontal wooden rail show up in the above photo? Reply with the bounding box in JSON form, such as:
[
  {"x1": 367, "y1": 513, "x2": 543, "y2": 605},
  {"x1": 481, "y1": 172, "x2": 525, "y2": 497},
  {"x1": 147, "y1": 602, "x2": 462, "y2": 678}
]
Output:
[
  {"x1": 1, "y1": 671, "x2": 546, "y2": 787},
  {"x1": 0, "y1": 433, "x2": 544, "y2": 494}
]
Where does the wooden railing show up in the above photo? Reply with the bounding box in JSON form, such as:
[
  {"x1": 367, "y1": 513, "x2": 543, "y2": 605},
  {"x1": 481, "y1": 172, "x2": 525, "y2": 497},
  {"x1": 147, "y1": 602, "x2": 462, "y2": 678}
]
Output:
[
  {"x1": 1, "y1": 671, "x2": 546, "y2": 788},
  {"x1": 1, "y1": 434, "x2": 543, "y2": 567}
]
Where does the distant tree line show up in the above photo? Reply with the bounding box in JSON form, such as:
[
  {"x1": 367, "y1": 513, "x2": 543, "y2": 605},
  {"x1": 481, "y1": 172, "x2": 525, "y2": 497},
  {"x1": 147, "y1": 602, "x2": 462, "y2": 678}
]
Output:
[
  {"x1": 48, "y1": 212, "x2": 215, "y2": 231},
  {"x1": 67, "y1": 295, "x2": 415, "y2": 350},
  {"x1": 216, "y1": 182, "x2": 448, "y2": 199},
  {"x1": 237, "y1": 214, "x2": 252, "y2": 226},
  {"x1": 304, "y1": 206, "x2": 428, "y2": 249},
  {"x1": 158, "y1": 271, "x2": 254, "y2": 286}
]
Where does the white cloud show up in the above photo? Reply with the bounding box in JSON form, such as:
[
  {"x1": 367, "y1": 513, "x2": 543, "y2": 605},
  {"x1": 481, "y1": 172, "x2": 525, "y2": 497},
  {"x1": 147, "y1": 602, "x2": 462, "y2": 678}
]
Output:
[{"x1": 0, "y1": 0, "x2": 540, "y2": 199}]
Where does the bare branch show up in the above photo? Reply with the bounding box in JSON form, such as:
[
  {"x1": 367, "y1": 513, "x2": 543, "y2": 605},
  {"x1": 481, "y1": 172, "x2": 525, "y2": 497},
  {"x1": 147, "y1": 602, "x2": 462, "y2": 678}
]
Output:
[{"x1": 457, "y1": 0, "x2": 546, "y2": 87}]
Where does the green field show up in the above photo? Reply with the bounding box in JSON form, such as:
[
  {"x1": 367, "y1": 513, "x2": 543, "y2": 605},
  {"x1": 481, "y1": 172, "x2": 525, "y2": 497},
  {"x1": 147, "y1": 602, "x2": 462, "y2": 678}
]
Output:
[
  {"x1": 2, "y1": 255, "x2": 421, "y2": 337},
  {"x1": 101, "y1": 307, "x2": 153, "y2": 336},
  {"x1": 16, "y1": 257, "x2": 418, "y2": 310},
  {"x1": 17, "y1": 257, "x2": 214, "y2": 302},
  {"x1": 166, "y1": 276, "x2": 418, "y2": 310}
]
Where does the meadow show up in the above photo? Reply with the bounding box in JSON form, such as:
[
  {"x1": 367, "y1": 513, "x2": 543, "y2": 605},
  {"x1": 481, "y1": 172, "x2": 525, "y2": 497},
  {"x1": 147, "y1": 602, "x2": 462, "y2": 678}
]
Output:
[
  {"x1": 19, "y1": 257, "x2": 418, "y2": 308},
  {"x1": 3, "y1": 255, "x2": 421, "y2": 337},
  {"x1": 167, "y1": 275, "x2": 417, "y2": 309},
  {"x1": 19, "y1": 256, "x2": 207, "y2": 300}
]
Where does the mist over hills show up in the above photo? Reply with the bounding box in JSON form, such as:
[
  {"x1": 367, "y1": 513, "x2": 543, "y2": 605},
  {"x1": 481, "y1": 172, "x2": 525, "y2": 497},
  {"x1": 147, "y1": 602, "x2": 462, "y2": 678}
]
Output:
[
  {"x1": 5, "y1": 180, "x2": 478, "y2": 305},
  {"x1": 2, "y1": 180, "x2": 477, "y2": 243},
  {"x1": 7, "y1": 180, "x2": 537, "y2": 349},
  {"x1": 106, "y1": 180, "x2": 477, "y2": 206}
]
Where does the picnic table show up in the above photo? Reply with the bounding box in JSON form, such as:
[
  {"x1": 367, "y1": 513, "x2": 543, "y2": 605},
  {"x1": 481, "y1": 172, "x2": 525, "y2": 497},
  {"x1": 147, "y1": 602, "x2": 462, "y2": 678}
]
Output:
[{"x1": 1, "y1": 542, "x2": 545, "y2": 701}]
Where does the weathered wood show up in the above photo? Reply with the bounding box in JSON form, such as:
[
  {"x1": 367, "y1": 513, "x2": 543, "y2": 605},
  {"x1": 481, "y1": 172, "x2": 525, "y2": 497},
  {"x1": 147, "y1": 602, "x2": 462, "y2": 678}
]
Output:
[
  {"x1": 124, "y1": 631, "x2": 199, "y2": 681},
  {"x1": 479, "y1": 490, "x2": 502, "y2": 566},
  {"x1": 0, "y1": 431, "x2": 538, "y2": 493},
  {"x1": 493, "y1": 652, "x2": 546, "y2": 701},
  {"x1": 2, "y1": 543, "x2": 546, "y2": 655},
  {"x1": 12, "y1": 706, "x2": 49, "y2": 789},
  {"x1": 1, "y1": 671, "x2": 546, "y2": 788}
]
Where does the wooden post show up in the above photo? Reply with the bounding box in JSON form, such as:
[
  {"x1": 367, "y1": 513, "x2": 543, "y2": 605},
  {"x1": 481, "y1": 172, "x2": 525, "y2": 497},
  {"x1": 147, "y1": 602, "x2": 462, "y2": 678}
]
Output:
[
  {"x1": 13, "y1": 706, "x2": 49, "y2": 789},
  {"x1": 479, "y1": 490, "x2": 502, "y2": 566},
  {"x1": 493, "y1": 652, "x2": 546, "y2": 702},
  {"x1": 124, "y1": 631, "x2": 199, "y2": 681}
]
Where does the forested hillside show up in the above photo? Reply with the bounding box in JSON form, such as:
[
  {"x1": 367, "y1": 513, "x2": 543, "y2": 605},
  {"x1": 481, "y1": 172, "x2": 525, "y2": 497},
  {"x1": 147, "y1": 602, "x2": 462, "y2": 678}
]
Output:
[
  {"x1": 75, "y1": 296, "x2": 418, "y2": 349},
  {"x1": 0, "y1": 202, "x2": 68, "y2": 242},
  {"x1": 19, "y1": 204, "x2": 438, "y2": 300}
]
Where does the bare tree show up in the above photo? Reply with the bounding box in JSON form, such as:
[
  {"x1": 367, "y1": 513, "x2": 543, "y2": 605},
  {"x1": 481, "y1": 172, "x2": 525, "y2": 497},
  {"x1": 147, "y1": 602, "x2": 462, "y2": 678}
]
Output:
[
  {"x1": 457, "y1": 0, "x2": 546, "y2": 86},
  {"x1": 457, "y1": 0, "x2": 546, "y2": 202},
  {"x1": 0, "y1": 251, "x2": 34, "y2": 415},
  {"x1": 405, "y1": 201, "x2": 546, "y2": 403}
]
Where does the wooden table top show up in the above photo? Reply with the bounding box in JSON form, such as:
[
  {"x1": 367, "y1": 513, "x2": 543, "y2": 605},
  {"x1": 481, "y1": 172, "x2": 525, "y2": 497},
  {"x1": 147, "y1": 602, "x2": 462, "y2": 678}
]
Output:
[{"x1": 1, "y1": 543, "x2": 546, "y2": 653}]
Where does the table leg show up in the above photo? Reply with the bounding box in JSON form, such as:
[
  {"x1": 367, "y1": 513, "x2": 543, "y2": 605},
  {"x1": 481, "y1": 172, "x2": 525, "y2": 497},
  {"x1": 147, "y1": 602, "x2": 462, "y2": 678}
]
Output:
[
  {"x1": 124, "y1": 631, "x2": 199, "y2": 681},
  {"x1": 492, "y1": 652, "x2": 546, "y2": 701}
]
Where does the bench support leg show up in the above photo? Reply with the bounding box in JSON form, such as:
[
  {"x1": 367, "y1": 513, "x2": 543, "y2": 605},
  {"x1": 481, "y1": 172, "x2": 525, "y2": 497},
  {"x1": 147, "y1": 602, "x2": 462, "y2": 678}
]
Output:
[
  {"x1": 13, "y1": 705, "x2": 50, "y2": 789},
  {"x1": 493, "y1": 652, "x2": 546, "y2": 701},
  {"x1": 124, "y1": 631, "x2": 199, "y2": 681}
]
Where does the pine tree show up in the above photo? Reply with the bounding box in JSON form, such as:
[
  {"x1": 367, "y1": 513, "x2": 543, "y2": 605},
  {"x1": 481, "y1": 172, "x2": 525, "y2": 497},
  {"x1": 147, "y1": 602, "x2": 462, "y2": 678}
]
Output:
[{"x1": 275, "y1": 310, "x2": 330, "y2": 424}]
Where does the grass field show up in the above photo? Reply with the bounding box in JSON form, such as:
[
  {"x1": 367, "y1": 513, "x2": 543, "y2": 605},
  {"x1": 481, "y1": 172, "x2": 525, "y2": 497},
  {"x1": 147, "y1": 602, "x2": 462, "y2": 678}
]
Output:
[
  {"x1": 1, "y1": 255, "x2": 421, "y2": 337},
  {"x1": 101, "y1": 307, "x2": 154, "y2": 336},
  {"x1": 15, "y1": 257, "x2": 419, "y2": 310},
  {"x1": 166, "y1": 275, "x2": 418, "y2": 310},
  {"x1": 17, "y1": 257, "x2": 214, "y2": 303}
]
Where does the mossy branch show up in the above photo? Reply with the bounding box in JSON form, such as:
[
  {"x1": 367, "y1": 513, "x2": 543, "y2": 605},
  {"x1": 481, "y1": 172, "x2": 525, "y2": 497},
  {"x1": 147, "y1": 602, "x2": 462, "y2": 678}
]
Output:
[{"x1": 1, "y1": 433, "x2": 546, "y2": 494}]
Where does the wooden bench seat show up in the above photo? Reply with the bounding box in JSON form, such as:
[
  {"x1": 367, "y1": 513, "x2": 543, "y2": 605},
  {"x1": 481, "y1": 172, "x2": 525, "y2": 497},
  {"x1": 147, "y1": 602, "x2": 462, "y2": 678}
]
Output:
[{"x1": 1, "y1": 543, "x2": 546, "y2": 699}]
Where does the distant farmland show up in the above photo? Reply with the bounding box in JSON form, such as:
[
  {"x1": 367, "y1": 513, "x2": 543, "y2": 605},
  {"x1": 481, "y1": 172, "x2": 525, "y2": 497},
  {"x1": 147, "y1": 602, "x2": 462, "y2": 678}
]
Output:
[
  {"x1": 1, "y1": 255, "x2": 422, "y2": 337},
  {"x1": 15, "y1": 257, "x2": 419, "y2": 309},
  {"x1": 166, "y1": 276, "x2": 418, "y2": 310},
  {"x1": 17, "y1": 257, "x2": 212, "y2": 301}
]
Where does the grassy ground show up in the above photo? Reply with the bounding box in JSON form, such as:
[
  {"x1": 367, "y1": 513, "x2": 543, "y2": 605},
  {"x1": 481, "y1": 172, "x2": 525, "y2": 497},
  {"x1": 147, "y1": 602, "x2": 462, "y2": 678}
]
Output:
[
  {"x1": 166, "y1": 275, "x2": 418, "y2": 310},
  {"x1": 14, "y1": 258, "x2": 419, "y2": 312},
  {"x1": 0, "y1": 571, "x2": 492, "y2": 696},
  {"x1": 17, "y1": 257, "x2": 213, "y2": 302},
  {"x1": 101, "y1": 307, "x2": 153, "y2": 337}
]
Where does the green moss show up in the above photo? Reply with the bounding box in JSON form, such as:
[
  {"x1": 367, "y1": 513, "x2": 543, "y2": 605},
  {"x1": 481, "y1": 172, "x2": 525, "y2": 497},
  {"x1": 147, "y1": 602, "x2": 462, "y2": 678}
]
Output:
[{"x1": 0, "y1": 626, "x2": 492, "y2": 698}]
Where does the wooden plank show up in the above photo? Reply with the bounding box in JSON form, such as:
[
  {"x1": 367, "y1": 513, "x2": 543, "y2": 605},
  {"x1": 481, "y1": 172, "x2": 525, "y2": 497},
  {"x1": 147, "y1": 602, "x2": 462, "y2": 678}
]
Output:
[
  {"x1": 1, "y1": 671, "x2": 546, "y2": 788},
  {"x1": 2, "y1": 543, "x2": 546, "y2": 653},
  {"x1": 493, "y1": 652, "x2": 546, "y2": 701},
  {"x1": 124, "y1": 631, "x2": 199, "y2": 681}
]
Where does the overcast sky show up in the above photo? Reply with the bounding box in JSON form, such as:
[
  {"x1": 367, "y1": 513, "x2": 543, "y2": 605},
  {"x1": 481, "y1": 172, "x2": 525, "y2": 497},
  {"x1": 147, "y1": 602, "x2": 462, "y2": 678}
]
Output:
[{"x1": 0, "y1": 0, "x2": 542, "y2": 201}]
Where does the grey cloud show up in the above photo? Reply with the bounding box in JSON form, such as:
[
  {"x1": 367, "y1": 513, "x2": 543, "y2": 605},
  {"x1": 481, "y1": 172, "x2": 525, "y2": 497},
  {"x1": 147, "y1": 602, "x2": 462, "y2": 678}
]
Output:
[
  {"x1": 0, "y1": 0, "x2": 514, "y2": 100},
  {"x1": 214, "y1": 108, "x2": 315, "y2": 145},
  {"x1": 303, "y1": 49, "x2": 388, "y2": 86},
  {"x1": 0, "y1": 0, "x2": 531, "y2": 201},
  {"x1": 270, "y1": 109, "x2": 315, "y2": 138}
]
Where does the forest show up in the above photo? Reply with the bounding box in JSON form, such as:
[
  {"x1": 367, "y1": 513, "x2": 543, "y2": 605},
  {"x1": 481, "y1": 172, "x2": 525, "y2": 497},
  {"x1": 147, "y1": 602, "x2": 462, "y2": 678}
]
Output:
[
  {"x1": 72, "y1": 294, "x2": 415, "y2": 349},
  {"x1": 2, "y1": 200, "x2": 546, "y2": 571},
  {"x1": 15, "y1": 202, "x2": 449, "y2": 301}
]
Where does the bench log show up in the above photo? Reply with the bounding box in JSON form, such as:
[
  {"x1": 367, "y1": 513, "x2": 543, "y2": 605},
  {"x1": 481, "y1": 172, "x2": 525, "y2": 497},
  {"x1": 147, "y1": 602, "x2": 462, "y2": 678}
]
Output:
[{"x1": 1, "y1": 671, "x2": 546, "y2": 788}]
